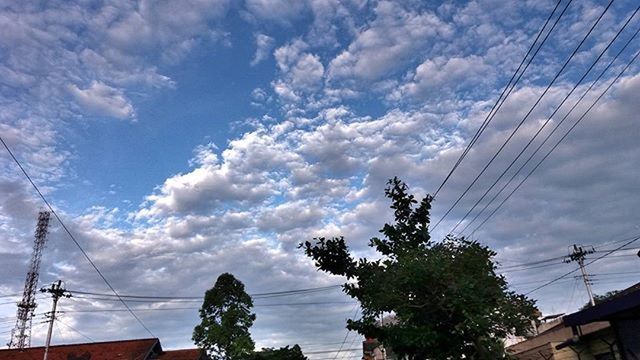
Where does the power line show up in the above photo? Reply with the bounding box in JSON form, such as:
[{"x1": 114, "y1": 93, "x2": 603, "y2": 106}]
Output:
[
  {"x1": 0, "y1": 294, "x2": 21, "y2": 299},
  {"x1": 433, "y1": 0, "x2": 568, "y2": 197},
  {"x1": 590, "y1": 271, "x2": 640, "y2": 277},
  {"x1": 52, "y1": 318, "x2": 95, "y2": 342},
  {"x1": 56, "y1": 301, "x2": 357, "y2": 314},
  {"x1": 304, "y1": 348, "x2": 362, "y2": 355},
  {"x1": 510, "y1": 276, "x2": 577, "y2": 288},
  {"x1": 459, "y1": 10, "x2": 640, "y2": 235},
  {"x1": 524, "y1": 235, "x2": 640, "y2": 295},
  {"x1": 595, "y1": 248, "x2": 640, "y2": 253},
  {"x1": 498, "y1": 255, "x2": 567, "y2": 270},
  {"x1": 595, "y1": 230, "x2": 640, "y2": 249},
  {"x1": 332, "y1": 305, "x2": 360, "y2": 360},
  {"x1": 496, "y1": 233, "x2": 640, "y2": 275},
  {"x1": 64, "y1": 299, "x2": 355, "y2": 307},
  {"x1": 251, "y1": 285, "x2": 342, "y2": 297},
  {"x1": 0, "y1": 138, "x2": 155, "y2": 338},
  {"x1": 432, "y1": 0, "x2": 614, "y2": 231},
  {"x1": 451, "y1": 6, "x2": 640, "y2": 234},
  {"x1": 501, "y1": 261, "x2": 567, "y2": 274},
  {"x1": 339, "y1": 330, "x2": 362, "y2": 360},
  {"x1": 66, "y1": 284, "x2": 342, "y2": 301},
  {"x1": 469, "y1": 45, "x2": 640, "y2": 236},
  {"x1": 564, "y1": 278, "x2": 580, "y2": 314}
]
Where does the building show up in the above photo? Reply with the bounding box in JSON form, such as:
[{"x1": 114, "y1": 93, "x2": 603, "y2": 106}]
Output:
[
  {"x1": 507, "y1": 282, "x2": 640, "y2": 360},
  {"x1": 506, "y1": 318, "x2": 612, "y2": 359},
  {"x1": 0, "y1": 338, "x2": 207, "y2": 360},
  {"x1": 362, "y1": 338, "x2": 386, "y2": 360}
]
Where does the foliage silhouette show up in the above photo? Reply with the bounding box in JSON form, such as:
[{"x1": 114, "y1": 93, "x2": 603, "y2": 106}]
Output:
[
  {"x1": 300, "y1": 177, "x2": 538, "y2": 359},
  {"x1": 193, "y1": 273, "x2": 256, "y2": 360}
]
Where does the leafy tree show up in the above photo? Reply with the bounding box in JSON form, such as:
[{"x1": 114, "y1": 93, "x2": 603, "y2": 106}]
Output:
[
  {"x1": 193, "y1": 273, "x2": 256, "y2": 360},
  {"x1": 580, "y1": 290, "x2": 622, "y2": 310},
  {"x1": 300, "y1": 177, "x2": 538, "y2": 360},
  {"x1": 246, "y1": 345, "x2": 307, "y2": 360}
]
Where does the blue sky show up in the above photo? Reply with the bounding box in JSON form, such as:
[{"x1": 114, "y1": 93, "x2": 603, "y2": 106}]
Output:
[{"x1": 2, "y1": 0, "x2": 640, "y2": 357}]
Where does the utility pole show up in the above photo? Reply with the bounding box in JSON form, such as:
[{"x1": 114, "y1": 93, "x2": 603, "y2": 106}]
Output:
[
  {"x1": 41, "y1": 281, "x2": 71, "y2": 360},
  {"x1": 565, "y1": 244, "x2": 596, "y2": 306}
]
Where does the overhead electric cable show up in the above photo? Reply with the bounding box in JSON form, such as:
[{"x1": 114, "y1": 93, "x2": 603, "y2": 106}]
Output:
[
  {"x1": 595, "y1": 231, "x2": 640, "y2": 248},
  {"x1": 498, "y1": 262, "x2": 562, "y2": 274},
  {"x1": 498, "y1": 255, "x2": 567, "y2": 270},
  {"x1": 304, "y1": 349, "x2": 362, "y2": 355},
  {"x1": 431, "y1": 0, "x2": 614, "y2": 231},
  {"x1": 57, "y1": 301, "x2": 357, "y2": 313},
  {"x1": 0, "y1": 139, "x2": 155, "y2": 338},
  {"x1": 524, "y1": 235, "x2": 640, "y2": 295},
  {"x1": 66, "y1": 284, "x2": 342, "y2": 301},
  {"x1": 564, "y1": 278, "x2": 580, "y2": 313},
  {"x1": 456, "y1": 7, "x2": 640, "y2": 235},
  {"x1": 469, "y1": 46, "x2": 640, "y2": 236},
  {"x1": 594, "y1": 248, "x2": 640, "y2": 253},
  {"x1": 433, "y1": 0, "x2": 568, "y2": 197},
  {"x1": 332, "y1": 305, "x2": 360, "y2": 360}
]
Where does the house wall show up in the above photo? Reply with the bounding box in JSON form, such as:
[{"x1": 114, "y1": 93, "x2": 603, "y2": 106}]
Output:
[
  {"x1": 551, "y1": 331, "x2": 619, "y2": 360},
  {"x1": 508, "y1": 323, "x2": 619, "y2": 360},
  {"x1": 614, "y1": 319, "x2": 640, "y2": 360}
]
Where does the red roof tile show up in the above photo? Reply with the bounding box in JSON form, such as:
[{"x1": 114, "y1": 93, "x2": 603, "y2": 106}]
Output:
[
  {"x1": 0, "y1": 338, "x2": 159, "y2": 360},
  {"x1": 157, "y1": 349, "x2": 204, "y2": 360}
]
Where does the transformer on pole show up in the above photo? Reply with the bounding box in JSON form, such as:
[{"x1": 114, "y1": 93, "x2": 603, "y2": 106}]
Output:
[
  {"x1": 565, "y1": 244, "x2": 596, "y2": 307},
  {"x1": 8, "y1": 211, "x2": 51, "y2": 349}
]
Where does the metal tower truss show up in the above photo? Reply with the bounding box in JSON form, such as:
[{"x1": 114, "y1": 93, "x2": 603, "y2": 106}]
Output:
[{"x1": 8, "y1": 211, "x2": 51, "y2": 349}]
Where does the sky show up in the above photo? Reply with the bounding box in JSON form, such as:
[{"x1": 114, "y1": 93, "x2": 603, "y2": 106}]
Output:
[{"x1": 1, "y1": 0, "x2": 640, "y2": 358}]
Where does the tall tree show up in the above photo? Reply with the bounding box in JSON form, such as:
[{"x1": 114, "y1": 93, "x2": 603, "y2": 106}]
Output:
[
  {"x1": 300, "y1": 178, "x2": 538, "y2": 360},
  {"x1": 193, "y1": 273, "x2": 256, "y2": 360},
  {"x1": 246, "y1": 345, "x2": 307, "y2": 360}
]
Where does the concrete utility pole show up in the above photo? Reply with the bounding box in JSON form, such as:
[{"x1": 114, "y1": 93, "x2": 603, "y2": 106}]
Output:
[
  {"x1": 565, "y1": 244, "x2": 596, "y2": 306},
  {"x1": 41, "y1": 281, "x2": 71, "y2": 360}
]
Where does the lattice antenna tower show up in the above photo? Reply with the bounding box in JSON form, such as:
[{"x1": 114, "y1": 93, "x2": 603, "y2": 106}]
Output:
[{"x1": 8, "y1": 211, "x2": 51, "y2": 349}]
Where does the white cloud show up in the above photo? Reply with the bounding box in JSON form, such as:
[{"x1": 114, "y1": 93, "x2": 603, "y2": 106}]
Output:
[
  {"x1": 251, "y1": 33, "x2": 275, "y2": 66},
  {"x1": 4, "y1": 73, "x2": 640, "y2": 351},
  {"x1": 327, "y1": 1, "x2": 453, "y2": 81},
  {"x1": 257, "y1": 200, "x2": 326, "y2": 232},
  {"x1": 2, "y1": 1, "x2": 639, "y2": 353},
  {"x1": 305, "y1": 0, "x2": 366, "y2": 48},
  {"x1": 290, "y1": 54, "x2": 325, "y2": 90},
  {"x1": 271, "y1": 39, "x2": 325, "y2": 104},
  {"x1": 390, "y1": 55, "x2": 493, "y2": 102},
  {"x1": 243, "y1": 0, "x2": 308, "y2": 24},
  {"x1": 104, "y1": 0, "x2": 230, "y2": 61},
  {"x1": 69, "y1": 81, "x2": 135, "y2": 120}
]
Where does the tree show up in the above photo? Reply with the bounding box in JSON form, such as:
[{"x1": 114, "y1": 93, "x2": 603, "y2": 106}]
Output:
[
  {"x1": 193, "y1": 273, "x2": 256, "y2": 360},
  {"x1": 300, "y1": 178, "x2": 538, "y2": 360},
  {"x1": 580, "y1": 290, "x2": 622, "y2": 310},
  {"x1": 246, "y1": 345, "x2": 307, "y2": 360}
]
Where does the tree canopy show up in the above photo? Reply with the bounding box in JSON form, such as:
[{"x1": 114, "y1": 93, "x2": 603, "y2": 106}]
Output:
[
  {"x1": 300, "y1": 177, "x2": 538, "y2": 359},
  {"x1": 246, "y1": 345, "x2": 307, "y2": 360},
  {"x1": 580, "y1": 290, "x2": 622, "y2": 310},
  {"x1": 193, "y1": 273, "x2": 256, "y2": 360}
]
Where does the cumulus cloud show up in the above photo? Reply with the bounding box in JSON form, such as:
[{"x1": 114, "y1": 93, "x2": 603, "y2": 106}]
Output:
[
  {"x1": 104, "y1": 0, "x2": 231, "y2": 62},
  {"x1": 390, "y1": 55, "x2": 493, "y2": 102},
  {"x1": 69, "y1": 81, "x2": 135, "y2": 119},
  {"x1": 271, "y1": 39, "x2": 325, "y2": 104},
  {"x1": 327, "y1": 1, "x2": 453, "y2": 82},
  {"x1": 2, "y1": 1, "x2": 639, "y2": 355},
  {"x1": 0, "y1": 0, "x2": 232, "y2": 198},
  {"x1": 251, "y1": 33, "x2": 276, "y2": 66},
  {"x1": 4, "y1": 73, "x2": 640, "y2": 351}
]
